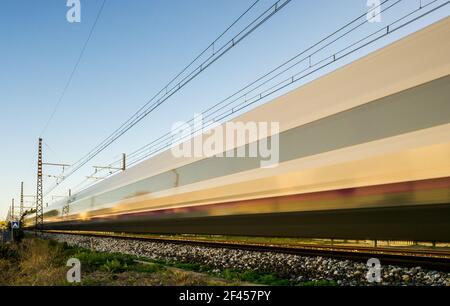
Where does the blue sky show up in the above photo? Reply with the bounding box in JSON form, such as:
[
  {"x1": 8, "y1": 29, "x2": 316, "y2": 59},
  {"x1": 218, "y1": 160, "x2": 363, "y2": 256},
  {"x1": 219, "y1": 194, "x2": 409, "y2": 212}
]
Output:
[{"x1": 0, "y1": 0, "x2": 448, "y2": 219}]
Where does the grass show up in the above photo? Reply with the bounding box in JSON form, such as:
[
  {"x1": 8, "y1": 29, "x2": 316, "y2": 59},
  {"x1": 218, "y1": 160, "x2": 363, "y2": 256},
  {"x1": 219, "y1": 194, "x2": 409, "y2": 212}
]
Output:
[
  {"x1": 0, "y1": 238, "x2": 67, "y2": 285},
  {"x1": 145, "y1": 258, "x2": 336, "y2": 286},
  {"x1": 219, "y1": 269, "x2": 291, "y2": 286},
  {"x1": 0, "y1": 238, "x2": 230, "y2": 286},
  {"x1": 0, "y1": 244, "x2": 19, "y2": 261},
  {"x1": 0, "y1": 237, "x2": 336, "y2": 286}
]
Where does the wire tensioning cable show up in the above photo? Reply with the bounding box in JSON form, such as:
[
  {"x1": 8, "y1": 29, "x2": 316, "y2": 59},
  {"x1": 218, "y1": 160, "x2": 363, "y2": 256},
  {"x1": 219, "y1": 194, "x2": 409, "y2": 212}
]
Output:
[
  {"x1": 101, "y1": 0, "x2": 447, "y2": 177},
  {"x1": 52, "y1": 0, "x2": 449, "y2": 199},
  {"x1": 40, "y1": 0, "x2": 108, "y2": 136},
  {"x1": 44, "y1": 0, "x2": 292, "y2": 196},
  {"x1": 121, "y1": 0, "x2": 398, "y2": 164}
]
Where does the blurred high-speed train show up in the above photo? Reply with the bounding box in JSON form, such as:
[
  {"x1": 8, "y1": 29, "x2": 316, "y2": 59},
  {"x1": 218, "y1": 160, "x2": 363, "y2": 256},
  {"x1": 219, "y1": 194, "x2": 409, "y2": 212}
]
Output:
[{"x1": 25, "y1": 18, "x2": 450, "y2": 242}]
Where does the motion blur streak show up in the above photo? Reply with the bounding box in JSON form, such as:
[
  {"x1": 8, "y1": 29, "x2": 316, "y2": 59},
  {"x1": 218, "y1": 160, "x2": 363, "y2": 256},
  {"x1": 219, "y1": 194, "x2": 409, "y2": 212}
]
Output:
[{"x1": 25, "y1": 17, "x2": 450, "y2": 242}]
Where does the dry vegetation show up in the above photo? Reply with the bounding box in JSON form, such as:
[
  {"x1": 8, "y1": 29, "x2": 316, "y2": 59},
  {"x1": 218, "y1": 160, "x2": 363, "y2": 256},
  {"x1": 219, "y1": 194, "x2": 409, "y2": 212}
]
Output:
[
  {"x1": 1, "y1": 236, "x2": 333, "y2": 286},
  {"x1": 0, "y1": 237, "x2": 241, "y2": 286},
  {"x1": 0, "y1": 238, "x2": 67, "y2": 285}
]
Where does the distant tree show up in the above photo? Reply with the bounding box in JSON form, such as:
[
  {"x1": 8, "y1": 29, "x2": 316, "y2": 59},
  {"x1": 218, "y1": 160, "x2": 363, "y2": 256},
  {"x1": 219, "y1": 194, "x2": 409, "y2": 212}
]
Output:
[{"x1": 22, "y1": 209, "x2": 36, "y2": 217}]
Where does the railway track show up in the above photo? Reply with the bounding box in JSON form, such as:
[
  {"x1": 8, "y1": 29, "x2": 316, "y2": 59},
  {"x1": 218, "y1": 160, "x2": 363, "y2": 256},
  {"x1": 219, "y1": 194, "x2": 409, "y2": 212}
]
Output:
[{"x1": 43, "y1": 230, "x2": 450, "y2": 272}]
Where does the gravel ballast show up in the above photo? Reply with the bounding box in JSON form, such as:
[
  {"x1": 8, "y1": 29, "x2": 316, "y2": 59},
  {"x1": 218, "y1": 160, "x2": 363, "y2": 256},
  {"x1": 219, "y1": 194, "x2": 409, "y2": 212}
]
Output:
[{"x1": 40, "y1": 233, "x2": 450, "y2": 286}]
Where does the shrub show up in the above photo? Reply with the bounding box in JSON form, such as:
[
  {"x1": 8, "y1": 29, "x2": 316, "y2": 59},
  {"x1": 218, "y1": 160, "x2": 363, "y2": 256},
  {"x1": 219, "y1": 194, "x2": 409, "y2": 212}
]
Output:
[
  {"x1": 0, "y1": 244, "x2": 19, "y2": 261},
  {"x1": 74, "y1": 250, "x2": 135, "y2": 272},
  {"x1": 101, "y1": 259, "x2": 128, "y2": 273}
]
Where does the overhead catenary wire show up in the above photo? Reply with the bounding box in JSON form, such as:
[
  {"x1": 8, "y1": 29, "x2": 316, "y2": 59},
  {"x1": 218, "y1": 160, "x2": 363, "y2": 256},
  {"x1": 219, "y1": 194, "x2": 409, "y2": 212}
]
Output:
[
  {"x1": 40, "y1": 0, "x2": 107, "y2": 137},
  {"x1": 81, "y1": 0, "x2": 403, "y2": 178},
  {"x1": 44, "y1": 0, "x2": 292, "y2": 197},
  {"x1": 71, "y1": 0, "x2": 289, "y2": 170},
  {"x1": 103, "y1": 0, "x2": 447, "y2": 173},
  {"x1": 120, "y1": 0, "x2": 397, "y2": 164},
  {"x1": 107, "y1": 0, "x2": 414, "y2": 168},
  {"x1": 49, "y1": 0, "x2": 449, "y2": 201}
]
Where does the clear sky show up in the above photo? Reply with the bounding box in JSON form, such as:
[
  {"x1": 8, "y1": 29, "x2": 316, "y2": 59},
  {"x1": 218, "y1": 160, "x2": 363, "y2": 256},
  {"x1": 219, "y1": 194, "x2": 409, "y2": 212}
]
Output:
[{"x1": 0, "y1": 0, "x2": 448, "y2": 219}]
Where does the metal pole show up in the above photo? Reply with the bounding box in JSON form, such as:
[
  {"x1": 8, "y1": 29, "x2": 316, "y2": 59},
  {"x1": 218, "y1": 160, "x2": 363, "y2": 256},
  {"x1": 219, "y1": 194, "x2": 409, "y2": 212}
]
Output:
[
  {"x1": 10, "y1": 199, "x2": 14, "y2": 242},
  {"x1": 35, "y1": 138, "x2": 44, "y2": 232},
  {"x1": 122, "y1": 153, "x2": 126, "y2": 171},
  {"x1": 20, "y1": 182, "x2": 24, "y2": 219}
]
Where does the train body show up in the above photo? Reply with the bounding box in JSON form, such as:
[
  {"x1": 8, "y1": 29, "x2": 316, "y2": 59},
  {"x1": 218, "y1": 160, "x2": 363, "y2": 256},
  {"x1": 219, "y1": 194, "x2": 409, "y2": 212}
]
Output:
[{"x1": 25, "y1": 18, "x2": 450, "y2": 241}]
